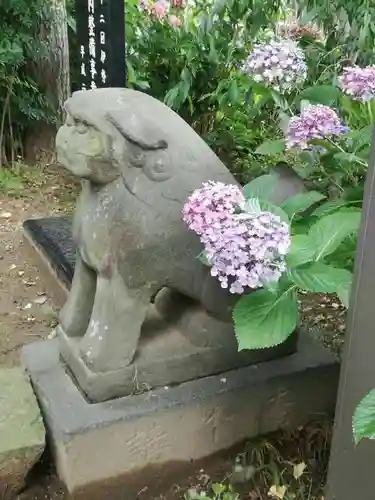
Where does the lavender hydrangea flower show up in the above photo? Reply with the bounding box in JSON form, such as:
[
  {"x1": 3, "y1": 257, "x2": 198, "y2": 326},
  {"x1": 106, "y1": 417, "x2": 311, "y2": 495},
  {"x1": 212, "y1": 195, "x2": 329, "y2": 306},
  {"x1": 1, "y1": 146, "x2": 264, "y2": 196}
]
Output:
[
  {"x1": 286, "y1": 104, "x2": 344, "y2": 150},
  {"x1": 182, "y1": 183, "x2": 291, "y2": 294},
  {"x1": 339, "y1": 66, "x2": 375, "y2": 102},
  {"x1": 241, "y1": 39, "x2": 307, "y2": 92},
  {"x1": 182, "y1": 181, "x2": 245, "y2": 235}
]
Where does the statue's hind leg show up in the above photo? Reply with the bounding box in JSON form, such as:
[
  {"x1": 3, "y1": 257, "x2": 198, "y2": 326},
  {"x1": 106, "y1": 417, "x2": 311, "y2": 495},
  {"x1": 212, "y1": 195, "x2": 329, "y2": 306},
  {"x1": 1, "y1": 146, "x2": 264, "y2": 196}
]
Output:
[{"x1": 78, "y1": 272, "x2": 151, "y2": 372}]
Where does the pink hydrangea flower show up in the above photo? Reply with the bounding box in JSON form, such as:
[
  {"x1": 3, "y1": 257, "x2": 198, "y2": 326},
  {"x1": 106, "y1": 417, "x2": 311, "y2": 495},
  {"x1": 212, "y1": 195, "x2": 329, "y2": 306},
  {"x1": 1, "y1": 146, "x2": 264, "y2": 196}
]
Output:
[
  {"x1": 286, "y1": 104, "x2": 345, "y2": 150},
  {"x1": 241, "y1": 39, "x2": 307, "y2": 92},
  {"x1": 339, "y1": 66, "x2": 375, "y2": 102},
  {"x1": 169, "y1": 14, "x2": 182, "y2": 27},
  {"x1": 140, "y1": 0, "x2": 169, "y2": 18},
  {"x1": 183, "y1": 182, "x2": 291, "y2": 294},
  {"x1": 150, "y1": 0, "x2": 168, "y2": 17},
  {"x1": 182, "y1": 181, "x2": 244, "y2": 235}
]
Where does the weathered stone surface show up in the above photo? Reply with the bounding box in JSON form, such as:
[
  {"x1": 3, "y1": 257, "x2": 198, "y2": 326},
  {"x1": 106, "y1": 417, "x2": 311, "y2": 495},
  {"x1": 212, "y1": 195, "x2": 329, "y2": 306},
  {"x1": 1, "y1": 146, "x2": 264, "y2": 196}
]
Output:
[
  {"x1": 23, "y1": 216, "x2": 75, "y2": 290},
  {"x1": 53, "y1": 87, "x2": 306, "y2": 402},
  {"x1": 22, "y1": 334, "x2": 339, "y2": 500},
  {"x1": 0, "y1": 368, "x2": 45, "y2": 499}
]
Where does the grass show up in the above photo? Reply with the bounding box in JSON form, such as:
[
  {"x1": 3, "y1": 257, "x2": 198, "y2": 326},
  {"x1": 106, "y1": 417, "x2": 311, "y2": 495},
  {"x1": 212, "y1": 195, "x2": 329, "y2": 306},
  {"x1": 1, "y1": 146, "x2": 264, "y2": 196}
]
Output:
[
  {"x1": 0, "y1": 161, "x2": 79, "y2": 212},
  {"x1": 183, "y1": 421, "x2": 331, "y2": 500},
  {"x1": 0, "y1": 164, "x2": 25, "y2": 192}
]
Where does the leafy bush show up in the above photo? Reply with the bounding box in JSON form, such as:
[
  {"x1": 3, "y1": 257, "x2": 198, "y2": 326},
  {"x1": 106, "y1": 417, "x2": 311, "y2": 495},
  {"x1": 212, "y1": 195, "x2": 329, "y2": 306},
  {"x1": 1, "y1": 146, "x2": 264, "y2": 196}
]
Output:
[
  {"x1": 297, "y1": 0, "x2": 375, "y2": 65},
  {"x1": 126, "y1": 0, "x2": 283, "y2": 180},
  {"x1": 180, "y1": 32, "x2": 375, "y2": 349},
  {"x1": 0, "y1": 0, "x2": 55, "y2": 166},
  {"x1": 122, "y1": 1, "x2": 375, "y2": 184}
]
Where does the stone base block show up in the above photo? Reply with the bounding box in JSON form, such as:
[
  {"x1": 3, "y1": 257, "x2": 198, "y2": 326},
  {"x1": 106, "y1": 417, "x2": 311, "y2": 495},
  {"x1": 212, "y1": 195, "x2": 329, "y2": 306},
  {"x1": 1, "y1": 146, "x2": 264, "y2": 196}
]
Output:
[
  {"x1": 0, "y1": 368, "x2": 45, "y2": 500},
  {"x1": 22, "y1": 335, "x2": 339, "y2": 500}
]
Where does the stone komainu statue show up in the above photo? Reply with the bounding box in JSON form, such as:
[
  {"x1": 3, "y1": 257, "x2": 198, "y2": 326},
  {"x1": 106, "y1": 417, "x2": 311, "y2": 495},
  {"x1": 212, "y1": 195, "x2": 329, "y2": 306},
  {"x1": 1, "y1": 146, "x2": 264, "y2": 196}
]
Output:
[{"x1": 55, "y1": 88, "x2": 304, "y2": 402}]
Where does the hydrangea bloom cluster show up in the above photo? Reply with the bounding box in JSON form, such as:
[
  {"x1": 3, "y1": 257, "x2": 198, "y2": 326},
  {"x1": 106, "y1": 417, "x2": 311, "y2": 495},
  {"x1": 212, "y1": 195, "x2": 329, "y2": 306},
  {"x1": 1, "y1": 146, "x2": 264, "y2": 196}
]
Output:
[
  {"x1": 140, "y1": 0, "x2": 182, "y2": 25},
  {"x1": 182, "y1": 182, "x2": 244, "y2": 235},
  {"x1": 339, "y1": 66, "x2": 375, "y2": 102},
  {"x1": 286, "y1": 104, "x2": 346, "y2": 150},
  {"x1": 142, "y1": 0, "x2": 168, "y2": 17},
  {"x1": 241, "y1": 39, "x2": 307, "y2": 92},
  {"x1": 182, "y1": 182, "x2": 291, "y2": 294}
]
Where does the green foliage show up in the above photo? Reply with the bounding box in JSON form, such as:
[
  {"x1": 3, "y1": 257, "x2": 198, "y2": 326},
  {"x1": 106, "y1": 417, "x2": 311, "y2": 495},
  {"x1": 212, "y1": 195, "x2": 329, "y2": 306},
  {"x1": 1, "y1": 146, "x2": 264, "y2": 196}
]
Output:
[
  {"x1": 256, "y1": 77, "x2": 371, "y2": 196},
  {"x1": 255, "y1": 139, "x2": 286, "y2": 156},
  {"x1": 353, "y1": 390, "x2": 375, "y2": 443},
  {"x1": 228, "y1": 176, "x2": 361, "y2": 350},
  {"x1": 234, "y1": 284, "x2": 299, "y2": 350},
  {"x1": 308, "y1": 210, "x2": 362, "y2": 259},
  {"x1": 297, "y1": 0, "x2": 375, "y2": 65},
  {"x1": 281, "y1": 191, "x2": 325, "y2": 219},
  {"x1": 242, "y1": 173, "x2": 279, "y2": 200},
  {"x1": 122, "y1": 0, "x2": 375, "y2": 185},
  {"x1": 0, "y1": 166, "x2": 23, "y2": 192},
  {"x1": 0, "y1": 0, "x2": 54, "y2": 166},
  {"x1": 298, "y1": 85, "x2": 340, "y2": 106},
  {"x1": 288, "y1": 262, "x2": 351, "y2": 293}
]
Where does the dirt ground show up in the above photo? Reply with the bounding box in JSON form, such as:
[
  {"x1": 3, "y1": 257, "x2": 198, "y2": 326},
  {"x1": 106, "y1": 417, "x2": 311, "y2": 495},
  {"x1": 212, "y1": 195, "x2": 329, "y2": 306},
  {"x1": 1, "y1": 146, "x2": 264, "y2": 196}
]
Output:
[
  {"x1": 0, "y1": 164, "x2": 343, "y2": 500},
  {"x1": 0, "y1": 165, "x2": 77, "y2": 369}
]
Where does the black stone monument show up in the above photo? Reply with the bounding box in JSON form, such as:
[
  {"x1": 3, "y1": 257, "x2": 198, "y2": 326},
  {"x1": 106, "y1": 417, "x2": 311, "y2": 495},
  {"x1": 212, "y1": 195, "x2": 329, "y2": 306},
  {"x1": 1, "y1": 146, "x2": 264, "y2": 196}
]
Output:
[
  {"x1": 76, "y1": 0, "x2": 126, "y2": 90},
  {"x1": 23, "y1": 0, "x2": 126, "y2": 285}
]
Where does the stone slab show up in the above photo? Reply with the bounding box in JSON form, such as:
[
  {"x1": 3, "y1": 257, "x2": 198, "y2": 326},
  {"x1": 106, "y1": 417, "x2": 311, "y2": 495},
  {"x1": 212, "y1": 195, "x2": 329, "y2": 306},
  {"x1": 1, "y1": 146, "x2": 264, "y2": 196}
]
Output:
[
  {"x1": 22, "y1": 334, "x2": 339, "y2": 500},
  {"x1": 0, "y1": 368, "x2": 45, "y2": 499},
  {"x1": 23, "y1": 217, "x2": 74, "y2": 289},
  {"x1": 23, "y1": 219, "x2": 70, "y2": 308}
]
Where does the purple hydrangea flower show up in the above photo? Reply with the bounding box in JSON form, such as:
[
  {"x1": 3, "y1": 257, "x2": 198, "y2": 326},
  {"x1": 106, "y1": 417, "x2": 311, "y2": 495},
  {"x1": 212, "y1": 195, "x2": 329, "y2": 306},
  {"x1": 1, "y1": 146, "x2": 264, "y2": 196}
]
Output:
[
  {"x1": 241, "y1": 39, "x2": 307, "y2": 92},
  {"x1": 286, "y1": 104, "x2": 344, "y2": 150},
  {"x1": 182, "y1": 181, "x2": 245, "y2": 235},
  {"x1": 183, "y1": 183, "x2": 291, "y2": 294},
  {"x1": 339, "y1": 66, "x2": 375, "y2": 102}
]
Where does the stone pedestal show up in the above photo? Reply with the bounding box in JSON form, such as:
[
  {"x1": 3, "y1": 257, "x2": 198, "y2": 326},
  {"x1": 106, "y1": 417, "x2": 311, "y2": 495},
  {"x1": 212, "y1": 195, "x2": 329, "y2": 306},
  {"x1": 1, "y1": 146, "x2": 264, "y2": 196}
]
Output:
[
  {"x1": 57, "y1": 299, "x2": 298, "y2": 402},
  {"x1": 23, "y1": 334, "x2": 339, "y2": 500}
]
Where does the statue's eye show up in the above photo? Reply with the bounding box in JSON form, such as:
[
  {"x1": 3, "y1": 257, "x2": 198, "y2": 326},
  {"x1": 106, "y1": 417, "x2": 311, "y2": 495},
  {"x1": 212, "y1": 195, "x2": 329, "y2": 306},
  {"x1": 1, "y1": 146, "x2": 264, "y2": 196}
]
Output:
[
  {"x1": 154, "y1": 159, "x2": 164, "y2": 173},
  {"x1": 143, "y1": 151, "x2": 171, "y2": 181},
  {"x1": 76, "y1": 122, "x2": 89, "y2": 134}
]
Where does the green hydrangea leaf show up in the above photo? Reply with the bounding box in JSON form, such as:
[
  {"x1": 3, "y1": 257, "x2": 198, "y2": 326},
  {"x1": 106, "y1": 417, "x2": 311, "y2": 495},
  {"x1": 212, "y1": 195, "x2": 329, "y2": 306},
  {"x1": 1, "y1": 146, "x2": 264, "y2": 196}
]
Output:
[
  {"x1": 309, "y1": 210, "x2": 361, "y2": 260},
  {"x1": 289, "y1": 262, "x2": 352, "y2": 293},
  {"x1": 233, "y1": 287, "x2": 298, "y2": 350},
  {"x1": 353, "y1": 390, "x2": 375, "y2": 443}
]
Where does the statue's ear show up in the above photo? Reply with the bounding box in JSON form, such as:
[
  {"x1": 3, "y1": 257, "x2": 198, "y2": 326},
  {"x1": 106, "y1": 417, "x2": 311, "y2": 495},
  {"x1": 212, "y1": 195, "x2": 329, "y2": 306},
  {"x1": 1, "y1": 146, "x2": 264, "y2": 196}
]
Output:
[{"x1": 107, "y1": 109, "x2": 168, "y2": 151}]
